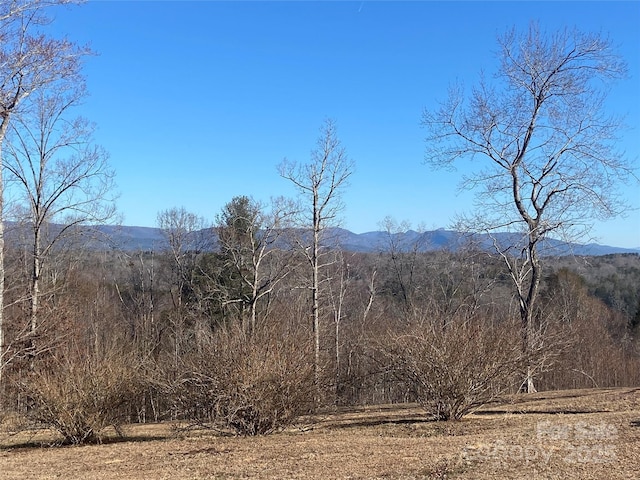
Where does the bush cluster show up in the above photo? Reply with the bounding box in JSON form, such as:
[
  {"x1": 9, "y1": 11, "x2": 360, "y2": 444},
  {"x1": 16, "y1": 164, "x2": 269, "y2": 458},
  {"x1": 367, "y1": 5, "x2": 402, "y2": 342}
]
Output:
[
  {"x1": 19, "y1": 349, "x2": 145, "y2": 444},
  {"x1": 375, "y1": 317, "x2": 526, "y2": 420},
  {"x1": 171, "y1": 324, "x2": 315, "y2": 435}
]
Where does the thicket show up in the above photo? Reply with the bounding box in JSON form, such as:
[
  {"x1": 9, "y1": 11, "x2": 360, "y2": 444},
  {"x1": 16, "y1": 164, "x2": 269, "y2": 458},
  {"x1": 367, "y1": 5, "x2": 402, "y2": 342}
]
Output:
[
  {"x1": 374, "y1": 316, "x2": 527, "y2": 420},
  {"x1": 19, "y1": 347, "x2": 145, "y2": 444},
  {"x1": 167, "y1": 323, "x2": 315, "y2": 435}
]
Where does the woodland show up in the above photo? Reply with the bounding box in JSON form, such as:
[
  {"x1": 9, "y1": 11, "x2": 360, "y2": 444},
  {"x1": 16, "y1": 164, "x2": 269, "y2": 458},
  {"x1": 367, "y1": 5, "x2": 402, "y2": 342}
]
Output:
[{"x1": 0, "y1": 211, "x2": 638, "y2": 443}]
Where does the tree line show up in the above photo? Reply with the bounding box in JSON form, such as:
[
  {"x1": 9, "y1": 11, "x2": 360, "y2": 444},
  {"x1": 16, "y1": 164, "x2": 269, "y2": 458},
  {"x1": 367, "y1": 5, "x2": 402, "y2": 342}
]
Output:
[{"x1": 1, "y1": 209, "x2": 638, "y2": 443}]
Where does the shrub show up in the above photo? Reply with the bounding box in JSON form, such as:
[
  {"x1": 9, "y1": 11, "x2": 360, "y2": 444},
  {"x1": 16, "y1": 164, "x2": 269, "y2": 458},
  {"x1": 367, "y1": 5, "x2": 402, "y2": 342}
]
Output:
[
  {"x1": 19, "y1": 349, "x2": 145, "y2": 444},
  {"x1": 376, "y1": 317, "x2": 525, "y2": 420},
  {"x1": 172, "y1": 323, "x2": 315, "y2": 435}
]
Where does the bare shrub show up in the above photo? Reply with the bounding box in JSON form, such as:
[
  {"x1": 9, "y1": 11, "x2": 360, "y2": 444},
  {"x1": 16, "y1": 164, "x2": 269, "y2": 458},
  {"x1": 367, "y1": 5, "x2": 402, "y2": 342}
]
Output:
[
  {"x1": 376, "y1": 317, "x2": 525, "y2": 420},
  {"x1": 172, "y1": 322, "x2": 315, "y2": 435},
  {"x1": 18, "y1": 348, "x2": 145, "y2": 444}
]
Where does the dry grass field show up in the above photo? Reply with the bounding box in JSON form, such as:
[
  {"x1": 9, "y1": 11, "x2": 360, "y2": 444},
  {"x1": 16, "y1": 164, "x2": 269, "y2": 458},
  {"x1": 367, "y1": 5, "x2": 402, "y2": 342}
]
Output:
[{"x1": 1, "y1": 388, "x2": 638, "y2": 479}]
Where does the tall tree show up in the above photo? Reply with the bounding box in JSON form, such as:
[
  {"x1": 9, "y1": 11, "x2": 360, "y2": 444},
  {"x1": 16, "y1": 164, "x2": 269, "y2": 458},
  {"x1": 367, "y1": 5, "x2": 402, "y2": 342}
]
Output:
[
  {"x1": 157, "y1": 207, "x2": 210, "y2": 311},
  {"x1": 5, "y1": 81, "x2": 116, "y2": 356},
  {"x1": 279, "y1": 119, "x2": 354, "y2": 397},
  {"x1": 422, "y1": 24, "x2": 634, "y2": 392},
  {"x1": 215, "y1": 196, "x2": 259, "y2": 327},
  {"x1": 0, "y1": 0, "x2": 87, "y2": 381},
  {"x1": 378, "y1": 216, "x2": 424, "y2": 318},
  {"x1": 216, "y1": 195, "x2": 296, "y2": 334},
  {"x1": 157, "y1": 206, "x2": 210, "y2": 361}
]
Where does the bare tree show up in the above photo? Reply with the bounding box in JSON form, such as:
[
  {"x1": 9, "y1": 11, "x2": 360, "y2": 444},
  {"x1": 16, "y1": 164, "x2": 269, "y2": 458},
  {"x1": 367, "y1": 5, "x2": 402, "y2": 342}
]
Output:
[
  {"x1": 0, "y1": 0, "x2": 76, "y2": 22},
  {"x1": 0, "y1": 0, "x2": 88, "y2": 382},
  {"x1": 156, "y1": 207, "x2": 210, "y2": 363},
  {"x1": 157, "y1": 207, "x2": 210, "y2": 311},
  {"x1": 324, "y1": 250, "x2": 349, "y2": 403},
  {"x1": 5, "y1": 82, "x2": 116, "y2": 357},
  {"x1": 422, "y1": 24, "x2": 634, "y2": 392},
  {"x1": 278, "y1": 119, "x2": 354, "y2": 398},
  {"x1": 377, "y1": 216, "x2": 425, "y2": 317}
]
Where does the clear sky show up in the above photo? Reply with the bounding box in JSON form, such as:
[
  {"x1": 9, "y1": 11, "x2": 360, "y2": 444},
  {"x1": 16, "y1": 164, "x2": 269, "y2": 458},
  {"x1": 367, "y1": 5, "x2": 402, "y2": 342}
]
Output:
[{"x1": 45, "y1": 1, "x2": 639, "y2": 248}]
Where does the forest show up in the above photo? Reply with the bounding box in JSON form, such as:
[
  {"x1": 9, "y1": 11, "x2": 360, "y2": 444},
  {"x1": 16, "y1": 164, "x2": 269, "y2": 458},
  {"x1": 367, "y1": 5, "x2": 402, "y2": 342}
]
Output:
[{"x1": 0, "y1": 202, "x2": 638, "y2": 443}]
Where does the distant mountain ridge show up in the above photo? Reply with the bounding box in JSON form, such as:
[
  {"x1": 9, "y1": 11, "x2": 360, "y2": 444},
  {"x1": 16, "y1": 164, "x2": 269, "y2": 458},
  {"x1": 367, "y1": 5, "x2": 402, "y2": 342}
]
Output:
[{"x1": 87, "y1": 224, "x2": 638, "y2": 256}]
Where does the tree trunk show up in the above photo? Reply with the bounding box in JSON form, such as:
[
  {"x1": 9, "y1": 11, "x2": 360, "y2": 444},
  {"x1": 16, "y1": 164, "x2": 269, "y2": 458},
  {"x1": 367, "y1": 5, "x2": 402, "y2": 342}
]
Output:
[
  {"x1": 520, "y1": 234, "x2": 542, "y2": 394},
  {"x1": 31, "y1": 226, "x2": 41, "y2": 350},
  {"x1": 521, "y1": 308, "x2": 538, "y2": 394},
  {"x1": 0, "y1": 121, "x2": 7, "y2": 388},
  {"x1": 335, "y1": 313, "x2": 340, "y2": 404},
  {"x1": 312, "y1": 204, "x2": 321, "y2": 401}
]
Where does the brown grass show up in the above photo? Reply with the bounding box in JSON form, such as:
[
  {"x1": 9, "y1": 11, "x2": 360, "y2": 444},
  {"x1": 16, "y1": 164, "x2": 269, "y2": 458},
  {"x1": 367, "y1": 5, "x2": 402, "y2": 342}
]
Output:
[{"x1": 1, "y1": 388, "x2": 638, "y2": 479}]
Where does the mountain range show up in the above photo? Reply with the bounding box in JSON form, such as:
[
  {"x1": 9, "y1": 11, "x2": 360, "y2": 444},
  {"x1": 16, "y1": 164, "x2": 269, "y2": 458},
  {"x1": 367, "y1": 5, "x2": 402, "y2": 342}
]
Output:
[{"x1": 84, "y1": 225, "x2": 638, "y2": 257}]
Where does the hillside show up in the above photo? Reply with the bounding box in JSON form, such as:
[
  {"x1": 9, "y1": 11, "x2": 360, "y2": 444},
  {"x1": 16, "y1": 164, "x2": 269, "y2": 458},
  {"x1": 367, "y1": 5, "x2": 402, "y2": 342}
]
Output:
[{"x1": 30, "y1": 223, "x2": 638, "y2": 256}]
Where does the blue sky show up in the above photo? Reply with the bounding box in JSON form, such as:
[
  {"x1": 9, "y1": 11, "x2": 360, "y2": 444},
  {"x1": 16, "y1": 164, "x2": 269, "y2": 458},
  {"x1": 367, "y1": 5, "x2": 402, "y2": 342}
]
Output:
[{"x1": 46, "y1": 1, "x2": 639, "y2": 248}]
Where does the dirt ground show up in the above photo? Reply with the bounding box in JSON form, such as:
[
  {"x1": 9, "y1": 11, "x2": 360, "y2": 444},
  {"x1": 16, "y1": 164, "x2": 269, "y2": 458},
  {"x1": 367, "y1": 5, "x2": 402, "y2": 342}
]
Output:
[{"x1": 1, "y1": 388, "x2": 639, "y2": 479}]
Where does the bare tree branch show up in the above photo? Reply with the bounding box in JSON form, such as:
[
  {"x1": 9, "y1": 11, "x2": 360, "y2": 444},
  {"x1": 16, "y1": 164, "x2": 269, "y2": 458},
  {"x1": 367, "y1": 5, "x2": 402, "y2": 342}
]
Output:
[{"x1": 422, "y1": 23, "x2": 635, "y2": 392}]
